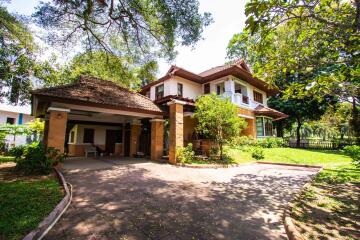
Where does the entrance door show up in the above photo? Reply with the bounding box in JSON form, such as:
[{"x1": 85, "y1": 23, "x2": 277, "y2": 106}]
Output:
[{"x1": 105, "y1": 130, "x2": 122, "y2": 154}]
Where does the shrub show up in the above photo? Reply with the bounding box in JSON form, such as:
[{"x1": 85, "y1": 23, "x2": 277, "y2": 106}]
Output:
[
  {"x1": 231, "y1": 136, "x2": 256, "y2": 147},
  {"x1": 176, "y1": 143, "x2": 195, "y2": 164},
  {"x1": 16, "y1": 142, "x2": 66, "y2": 174},
  {"x1": 257, "y1": 137, "x2": 285, "y2": 148},
  {"x1": 344, "y1": 145, "x2": 360, "y2": 167},
  {"x1": 210, "y1": 146, "x2": 219, "y2": 156},
  {"x1": 251, "y1": 147, "x2": 265, "y2": 160},
  {"x1": 8, "y1": 145, "x2": 26, "y2": 159}
]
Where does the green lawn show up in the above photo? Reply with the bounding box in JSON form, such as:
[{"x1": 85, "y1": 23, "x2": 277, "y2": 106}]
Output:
[
  {"x1": 0, "y1": 156, "x2": 15, "y2": 163},
  {"x1": 0, "y1": 178, "x2": 63, "y2": 240}
]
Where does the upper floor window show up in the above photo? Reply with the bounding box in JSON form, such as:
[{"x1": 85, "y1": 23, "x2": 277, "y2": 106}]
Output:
[
  {"x1": 204, "y1": 83, "x2": 210, "y2": 94},
  {"x1": 155, "y1": 84, "x2": 164, "y2": 100},
  {"x1": 6, "y1": 117, "x2": 15, "y2": 125},
  {"x1": 83, "y1": 128, "x2": 95, "y2": 143},
  {"x1": 216, "y1": 82, "x2": 225, "y2": 95},
  {"x1": 177, "y1": 83, "x2": 183, "y2": 97},
  {"x1": 253, "y1": 91, "x2": 263, "y2": 104}
]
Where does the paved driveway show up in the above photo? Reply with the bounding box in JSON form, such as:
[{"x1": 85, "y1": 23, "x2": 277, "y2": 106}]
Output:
[{"x1": 46, "y1": 159, "x2": 319, "y2": 240}]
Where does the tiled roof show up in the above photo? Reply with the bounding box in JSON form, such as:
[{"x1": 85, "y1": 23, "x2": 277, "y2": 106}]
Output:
[
  {"x1": 254, "y1": 105, "x2": 288, "y2": 120},
  {"x1": 32, "y1": 75, "x2": 163, "y2": 114},
  {"x1": 199, "y1": 59, "x2": 250, "y2": 77}
]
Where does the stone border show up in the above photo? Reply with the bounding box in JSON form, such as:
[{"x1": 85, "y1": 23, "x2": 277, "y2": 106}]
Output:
[
  {"x1": 282, "y1": 167, "x2": 323, "y2": 240},
  {"x1": 23, "y1": 168, "x2": 72, "y2": 240}
]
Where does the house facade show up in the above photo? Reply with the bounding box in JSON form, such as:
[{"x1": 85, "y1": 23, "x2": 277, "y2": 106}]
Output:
[
  {"x1": 31, "y1": 60, "x2": 287, "y2": 164},
  {"x1": 141, "y1": 60, "x2": 287, "y2": 144}
]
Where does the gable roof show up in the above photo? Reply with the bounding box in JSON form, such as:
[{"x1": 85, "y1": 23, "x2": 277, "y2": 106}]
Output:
[
  {"x1": 32, "y1": 75, "x2": 163, "y2": 115},
  {"x1": 141, "y1": 59, "x2": 279, "y2": 96},
  {"x1": 254, "y1": 105, "x2": 288, "y2": 121}
]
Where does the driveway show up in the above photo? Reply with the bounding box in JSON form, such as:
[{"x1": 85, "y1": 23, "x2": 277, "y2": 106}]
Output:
[{"x1": 46, "y1": 160, "x2": 319, "y2": 240}]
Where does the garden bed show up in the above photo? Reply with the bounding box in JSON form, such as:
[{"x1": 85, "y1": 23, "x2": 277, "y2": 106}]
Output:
[{"x1": 0, "y1": 163, "x2": 63, "y2": 240}]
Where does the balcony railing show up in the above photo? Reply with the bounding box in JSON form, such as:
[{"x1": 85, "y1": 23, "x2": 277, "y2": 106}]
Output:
[{"x1": 222, "y1": 92, "x2": 259, "y2": 109}]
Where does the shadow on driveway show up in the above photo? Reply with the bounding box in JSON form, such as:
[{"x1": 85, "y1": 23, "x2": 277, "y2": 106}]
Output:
[{"x1": 45, "y1": 163, "x2": 317, "y2": 240}]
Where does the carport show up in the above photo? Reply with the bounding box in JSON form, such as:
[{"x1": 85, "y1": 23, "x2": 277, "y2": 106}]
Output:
[{"x1": 31, "y1": 76, "x2": 165, "y2": 162}]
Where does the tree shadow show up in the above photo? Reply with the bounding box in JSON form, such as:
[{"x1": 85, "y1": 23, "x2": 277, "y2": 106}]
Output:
[{"x1": 45, "y1": 165, "x2": 313, "y2": 240}]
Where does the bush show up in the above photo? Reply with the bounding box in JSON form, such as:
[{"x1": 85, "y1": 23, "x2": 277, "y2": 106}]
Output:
[
  {"x1": 251, "y1": 147, "x2": 265, "y2": 160},
  {"x1": 344, "y1": 145, "x2": 360, "y2": 167},
  {"x1": 8, "y1": 145, "x2": 26, "y2": 159},
  {"x1": 176, "y1": 143, "x2": 195, "y2": 164},
  {"x1": 16, "y1": 142, "x2": 66, "y2": 174},
  {"x1": 257, "y1": 137, "x2": 285, "y2": 148},
  {"x1": 231, "y1": 136, "x2": 256, "y2": 147}
]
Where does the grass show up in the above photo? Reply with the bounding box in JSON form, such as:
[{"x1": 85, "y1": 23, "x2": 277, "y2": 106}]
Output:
[
  {"x1": 0, "y1": 169, "x2": 63, "y2": 240},
  {"x1": 0, "y1": 156, "x2": 15, "y2": 163}
]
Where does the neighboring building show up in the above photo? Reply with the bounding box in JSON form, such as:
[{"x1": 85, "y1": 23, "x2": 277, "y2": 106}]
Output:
[
  {"x1": 31, "y1": 60, "x2": 287, "y2": 164},
  {"x1": 0, "y1": 104, "x2": 34, "y2": 146}
]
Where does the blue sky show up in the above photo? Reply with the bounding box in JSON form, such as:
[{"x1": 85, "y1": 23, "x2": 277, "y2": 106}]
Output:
[{"x1": 5, "y1": 0, "x2": 247, "y2": 77}]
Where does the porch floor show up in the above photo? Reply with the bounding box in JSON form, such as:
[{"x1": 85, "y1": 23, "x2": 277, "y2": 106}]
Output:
[{"x1": 63, "y1": 157, "x2": 151, "y2": 173}]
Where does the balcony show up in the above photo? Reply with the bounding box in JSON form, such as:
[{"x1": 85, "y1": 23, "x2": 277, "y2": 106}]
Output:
[{"x1": 222, "y1": 91, "x2": 259, "y2": 109}]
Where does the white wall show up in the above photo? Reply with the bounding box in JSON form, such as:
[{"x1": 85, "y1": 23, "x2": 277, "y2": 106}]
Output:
[
  {"x1": 150, "y1": 76, "x2": 202, "y2": 100},
  {"x1": 70, "y1": 124, "x2": 123, "y2": 145},
  {"x1": 149, "y1": 75, "x2": 269, "y2": 107}
]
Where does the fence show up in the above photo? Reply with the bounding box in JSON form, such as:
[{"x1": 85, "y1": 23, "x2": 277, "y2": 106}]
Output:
[{"x1": 287, "y1": 139, "x2": 356, "y2": 150}]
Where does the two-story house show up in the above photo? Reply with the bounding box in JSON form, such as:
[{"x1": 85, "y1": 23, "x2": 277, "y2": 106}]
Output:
[
  {"x1": 31, "y1": 60, "x2": 287, "y2": 164},
  {"x1": 141, "y1": 60, "x2": 287, "y2": 146}
]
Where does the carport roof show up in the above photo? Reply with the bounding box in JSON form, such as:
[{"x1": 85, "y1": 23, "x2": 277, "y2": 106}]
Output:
[{"x1": 32, "y1": 75, "x2": 163, "y2": 115}]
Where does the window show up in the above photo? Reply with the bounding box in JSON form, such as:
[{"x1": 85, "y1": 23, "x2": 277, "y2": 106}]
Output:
[
  {"x1": 69, "y1": 131, "x2": 75, "y2": 143},
  {"x1": 83, "y1": 128, "x2": 95, "y2": 143},
  {"x1": 155, "y1": 84, "x2": 164, "y2": 100},
  {"x1": 253, "y1": 91, "x2": 263, "y2": 104},
  {"x1": 216, "y1": 82, "x2": 225, "y2": 95},
  {"x1": 6, "y1": 117, "x2": 15, "y2": 125},
  {"x1": 256, "y1": 117, "x2": 273, "y2": 137},
  {"x1": 177, "y1": 83, "x2": 183, "y2": 97},
  {"x1": 256, "y1": 117, "x2": 264, "y2": 137},
  {"x1": 204, "y1": 83, "x2": 210, "y2": 94}
]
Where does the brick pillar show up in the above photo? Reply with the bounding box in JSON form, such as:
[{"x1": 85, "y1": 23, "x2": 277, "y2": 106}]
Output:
[
  {"x1": 168, "y1": 101, "x2": 184, "y2": 164},
  {"x1": 150, "y1": 119, "x2": 164, "y2": 161},
  {"x1": 130, "y1": 121, "x2": 142, "y2": 157},
  {"x1": 47, "y1": 109, "x2": 69, "y2": 152},
  {"x1": 242, "y1": 118, "x2": 257, "y2": 139}
]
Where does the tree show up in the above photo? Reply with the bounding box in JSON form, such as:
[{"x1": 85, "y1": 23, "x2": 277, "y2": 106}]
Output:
[
  {"x1": 0, "y1": 124, "x2": 30, "y2": 145},
  {"x1": 27, "y1": 119, "x2": 45, "y2": 142},
  {"x1": 0, "y1": 4, "x2": 37, "y2": 105},
  {"x1": 227, "y1": 0, "x2": 359, "y2": 142},
  {"x1": 33, "y1": 0, "x2": 213, "y2": 59},
  {"x1": 268, "y1": 95, "x2": 336, "y2": 146},
  {"x1": 193, "y1": 94, "x2": 247, "y2": 159},
  {"x1": 35, "y1": 51, "x2": 158, "y2": 89}
]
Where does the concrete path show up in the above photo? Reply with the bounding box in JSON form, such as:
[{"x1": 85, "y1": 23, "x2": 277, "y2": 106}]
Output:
[{"x1": 46, "y1": 160, "x2": 319, "y2": 240}]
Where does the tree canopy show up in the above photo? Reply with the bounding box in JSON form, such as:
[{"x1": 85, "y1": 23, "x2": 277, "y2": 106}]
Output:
[
  {"x1": 227, "y1": 0, "x2": 359, "y2": 141},
  {"x1": 0, "y1": 3, "x2": 36, "y2": 105},
  {"x1": 33, "y1": 0, "x2": 213, "y2": 59}
]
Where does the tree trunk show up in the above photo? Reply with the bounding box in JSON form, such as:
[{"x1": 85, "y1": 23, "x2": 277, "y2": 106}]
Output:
[
  {"x1": 219, "y1": 143, "x2": 223, "y2": 160},
  {"x1": 351, "y1": 97, "x2": 360, "y2": 144},
  {"x1": 296, "y1": 118, "x2": 302, "y2": 147},
  {"x1": 276, "y1": 120, "x2": 284, "y2": 138}
]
